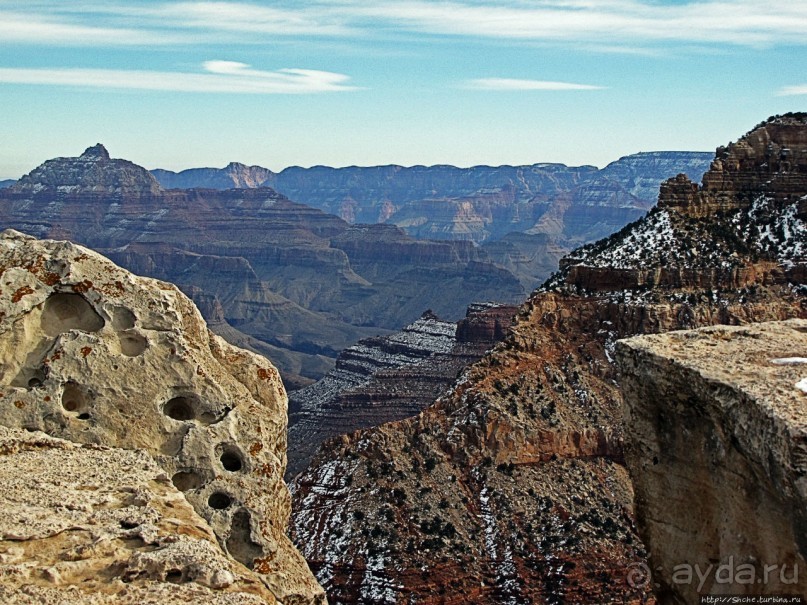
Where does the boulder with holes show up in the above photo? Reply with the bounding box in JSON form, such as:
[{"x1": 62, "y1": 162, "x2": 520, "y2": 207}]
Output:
[{"x1": 0, "y1": 230, "x2": 325, "y2": 605}]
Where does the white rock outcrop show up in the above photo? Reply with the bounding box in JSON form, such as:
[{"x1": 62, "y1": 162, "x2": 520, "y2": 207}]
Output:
[
  {"x1": 0, "y1": 230, "x2": 325, "y2": 604},
  {"x1": 617, "y1": 320, "x2": 807, "y2": 603}
]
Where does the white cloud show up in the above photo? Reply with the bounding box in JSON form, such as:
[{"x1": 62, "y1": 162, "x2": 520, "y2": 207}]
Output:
[
  {"x1": 778, "y1": 85, "x2": 807, "y2": 96},
  {"x1": 2, "y1": 1, "x2": 807, "y2": 48},
  {"x1": 156, "y1": 2, "x2": 354, "y2": 36},
  {"x1": 0, "y1": 11, "x2": 174, "y2": 45},
  {"x1": 466, "y1": 77, "x2": 604, "y2": 91},
  {"x1": 0, "y1": 61, "x2": 359, "y2": 94},
  {"x1": 350, "y1": 0, "x2": 807, "y2": 46}
]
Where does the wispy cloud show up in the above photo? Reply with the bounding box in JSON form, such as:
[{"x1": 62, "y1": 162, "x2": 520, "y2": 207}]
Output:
[
  {"x1": 2, "y1": 1, "x2": 807, "y2": 48},
  {"x1": 0, "y1": 61, "x2": 359, "y2": 94},
  {"x1": 466, "y1": 77, "x2": 605, "y2": 91},
  {"x1": 352, "y1": 0, "x2": 807, "y2": 46},
  {"x1": 0, "y1": 11, "x2": 175, "y2": 45},
  {"x1": 158, "y1": 1, "x2": 354, "y2": 36},
  {"x1": 777, "y1": 85, "x2": 807, "y2": 96}
]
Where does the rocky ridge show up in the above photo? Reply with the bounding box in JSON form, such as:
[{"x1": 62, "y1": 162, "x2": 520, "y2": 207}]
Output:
[
  {"x1": 287, "y1": 304, "x2": 516, "y2": 478},
  {"x1": 617, "y1": 320, "x2": 807, "y2": 602},
  {"x1": 151, "y1": 153, "x2": 713, "y2": 288},
  {"x1": 289, "y1": 115, "x2": 807, "y2": 603},
  {"x1": 0, "y1": 230, "x2": 324, "y2": 604},
  {"x1": 0, "y1": 146, "x2": 526, "y2": 387},
  {"x1": 151, "y1": 153, "x2": 712, "y2": 242},
  {"x1": 12, "y1": 143, "x2": 162, "y2": 197}
]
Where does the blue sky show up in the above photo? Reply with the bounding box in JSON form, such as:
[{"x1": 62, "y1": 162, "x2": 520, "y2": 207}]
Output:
[{"x1": 0, "y1": 0, "x2": 805, "y2": 178}]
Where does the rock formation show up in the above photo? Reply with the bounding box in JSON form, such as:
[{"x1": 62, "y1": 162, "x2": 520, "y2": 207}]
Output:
[
  {"x1": 151, "y1": 153, "x2": 713, "y2": 288},
  {"x1": 0, "y1": 426, "x2": 278, "y2": 604},
  {"x1": 617, "y1": 319, "x2": 807, "y2": 603},
  {"x1": 289, "y1": 115, "x2": 806, "y2": 603},
  {"x1": 11, "y1": 143, "x2": 162, "y2": 197},
  {"x1": 0, "y1": 146, "x2": 526, "y2": 387},
  {"x1": 0, "y1": 230, "x2": 324, "y2": 604},
  {"x1": 287, "y1": 304, "x2": 517, "y2": 478}
]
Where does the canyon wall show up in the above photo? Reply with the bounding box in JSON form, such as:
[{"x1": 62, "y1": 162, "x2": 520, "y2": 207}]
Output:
[
  {"x1": 617, "y1": 320, "x2": 807, "y2": 603},
  {"x1": 290, "y1": 115, "x2": 807, "y2": 603}
]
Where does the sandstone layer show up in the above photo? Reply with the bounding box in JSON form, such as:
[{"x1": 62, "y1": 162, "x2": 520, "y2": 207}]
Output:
[
  {"x1": 0, "y1": 230, "x2": 324, "y2": 604},
  {"x1": 617, "y1": 319, "x2": 807, "y2": 603},
  {"x1": 0, "y1": 426, "x2": 277, "y2": 604},
  {"x1": 287, "y1": 304, "x2": 516, "y2": 478},
  {"x1": 290, "y1": 115, "x2": 806, "y2": 603}
]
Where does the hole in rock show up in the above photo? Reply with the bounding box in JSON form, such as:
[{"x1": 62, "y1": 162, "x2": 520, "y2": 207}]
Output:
[
  {"x1": 220, "y1": 449, "x2": 243, "y2": 473},
  {"x1": 27, "y1": 373, "x2": 44, "y2": 388},
  {"x1": 41, "y1": 293, "x2": 104, "y2": 337},
  {"x1": 208, "y1": 492, "x2": 233, "y2": 510},
  {"x1": 165, "y1": 569, "x2": 184, "y2": 584},
  {"x1": 118, "y1": 331, "x2": 148, "y2": 357},
  {"x1": 62, "y1": 381, "x2": 89, "y2": 414},
  {"x1": 11, "y1": 365, "x2": 48, "y2": 389},
  {"x1": 112, "y1": 307, "x2": 136, "y2": 331},
  {"x1": 226, "y1": 509, "x2": 264, "y2": 569},
  {"x1": 119, "y1": 520, "x2": 139, "y2": 530},
  {"x1": 163, "y1": 396, "x2": 196, "y2": 421},
  {"x1": 172, "y1": 471, "x2": 204, "y2": 492},
  {"x1": 77, "y1": 413, "x2": 90, "y2": 421}
]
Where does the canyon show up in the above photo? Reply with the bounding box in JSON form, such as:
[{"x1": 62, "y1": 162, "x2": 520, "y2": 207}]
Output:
[
  {"x1": 0, "y1": 115, "x2": 803, "y2": 604},
  {"x1": 153, "y1": 152, "x2": 713, "y2": 289},
  {"x1": 290, "y1": 115, "x2": 807, "y2": 603},
  {"x1": 0, "y1": 146, "x2": 524, "y2": 389},
  {"x1": 0, "y1": 146, "x2": 711, "y2": 392},
  {"x1": 287, "y1": 303, "x2": 518, "y2": 479}
]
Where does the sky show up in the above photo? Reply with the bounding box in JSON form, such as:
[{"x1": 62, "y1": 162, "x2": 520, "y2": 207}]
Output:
[{"x1": 0, "y1": 0, "x2": 805, "y2": 178}]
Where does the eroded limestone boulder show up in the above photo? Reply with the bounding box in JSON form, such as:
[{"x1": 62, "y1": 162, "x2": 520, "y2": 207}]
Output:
[
  {"x1": 617, "y1": 319, "x2": 807, "y2": 603},
  {"x1": 0, "y1": 426, "x2": 277, "y2": 604},
  {"x1": 0, "y1": 230, "x2": 324, "y2": 604}
]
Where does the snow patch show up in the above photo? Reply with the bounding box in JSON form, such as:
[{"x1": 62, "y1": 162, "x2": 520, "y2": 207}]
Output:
[{"x1": 771, "y1": 358, "x2": 807, "y2": 365}]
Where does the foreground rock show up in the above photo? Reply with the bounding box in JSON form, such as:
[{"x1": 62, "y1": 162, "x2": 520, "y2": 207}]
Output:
[
  {"x1": 0, "y1": 427, "x2": 277, "y2": 604},
  {"x1": 0, "y1": 230, "x2": 324, "y2": 604},
  {"x1": 617, "y1": 320, "x2": 807, "y2": 603}
]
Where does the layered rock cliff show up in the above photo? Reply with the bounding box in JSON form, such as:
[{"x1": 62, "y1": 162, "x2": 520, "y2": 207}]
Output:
[
  {"x1": 0, "y1": 146, "x2": 526, "y2": 387},
  {"x1": 0, "y1": 230, "x2": 324, "y2": 604},
  {"x1": 287, "y1": 304, "x2": 516, "y2": 478},
  {"x1": 289, "y1": 115, "x2": 806, "y2": 603},
  {"x1": 151, "y1": 153, "x2": 712, "y2": 288},
  {"x1": 151, "y1": 153, "x2": 712, "y2": 243},
  {"x1": 617, "y1": 320, "x2": 807, "y2": 603}
]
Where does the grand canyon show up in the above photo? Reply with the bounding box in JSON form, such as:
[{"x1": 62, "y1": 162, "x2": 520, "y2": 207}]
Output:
[{"x1": 0, "y1": 113, "x2": 805, "y2": 605}]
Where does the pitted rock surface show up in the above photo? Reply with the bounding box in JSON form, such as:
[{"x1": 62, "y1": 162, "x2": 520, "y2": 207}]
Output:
[
  {"x1": 0, "y1": 230, "x2": 324, "y2": 605},
  {"x1": 0, "y1": 426, "x2": 276, "y2": 604}
]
